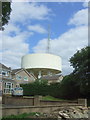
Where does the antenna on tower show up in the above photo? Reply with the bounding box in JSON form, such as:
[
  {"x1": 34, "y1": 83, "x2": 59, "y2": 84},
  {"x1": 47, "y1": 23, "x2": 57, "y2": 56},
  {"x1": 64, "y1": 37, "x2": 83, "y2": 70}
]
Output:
[{"x1": 47, "y1": 24, "x2": 50, "y2": 53}]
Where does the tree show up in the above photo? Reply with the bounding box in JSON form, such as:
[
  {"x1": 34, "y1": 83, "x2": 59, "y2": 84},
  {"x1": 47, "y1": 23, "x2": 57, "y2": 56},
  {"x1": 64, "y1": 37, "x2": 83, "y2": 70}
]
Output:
[
  {"x1": 70, "y1": 47, "x2": 89, "y2": 72},
  {"x1": 69, "y1": 46, "x2": 90, "y2": 98},
  {"x1": 0, "y1": 1, "x2": 12, "y2": 30},
  {"x1": 58, "y1": 74, "x2": 80, "y2": 99},
  {"x1": 21, "y1": 79, "x2": 48, "y2": 96}
]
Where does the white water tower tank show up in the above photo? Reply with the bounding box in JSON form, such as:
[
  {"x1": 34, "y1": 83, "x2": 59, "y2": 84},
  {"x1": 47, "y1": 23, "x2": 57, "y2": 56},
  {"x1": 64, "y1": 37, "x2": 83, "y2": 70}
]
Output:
[{"x1": 21, "y1": 53, "x2": 62, "y2": 78}]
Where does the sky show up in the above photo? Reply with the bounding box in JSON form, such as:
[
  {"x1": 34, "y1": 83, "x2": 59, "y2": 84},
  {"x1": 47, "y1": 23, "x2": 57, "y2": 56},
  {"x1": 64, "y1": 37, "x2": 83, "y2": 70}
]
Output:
[{"x1": 0, "y1": 1, "x2": 88, "y2": 75}]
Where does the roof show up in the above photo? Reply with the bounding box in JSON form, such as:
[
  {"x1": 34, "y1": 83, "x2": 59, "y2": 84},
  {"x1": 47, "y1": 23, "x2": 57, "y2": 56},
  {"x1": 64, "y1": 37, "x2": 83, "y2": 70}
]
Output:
[
  {"x1": 0, "y1": 63, "x2": 11, "y2": 70},
  {"x1": 41, "y1": 74, "x2": 63, "y2": 81},
  {"x1": 11, "y1": 68, "x2": 22, "y2": 74},
  {"x1": 11, "y1": 68, "x2": 36, "y2": 79}
]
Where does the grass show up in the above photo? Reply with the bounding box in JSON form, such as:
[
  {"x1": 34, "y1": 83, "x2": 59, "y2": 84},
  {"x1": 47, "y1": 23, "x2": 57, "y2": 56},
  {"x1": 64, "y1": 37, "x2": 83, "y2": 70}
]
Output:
[
  {"x1": 42, "y1": 95, "x2": 63, "y2": 101},
  {"x1": 2, "y1": 112, "x2": 57, "y2": 120},
  {"x1": 42, "y1": 95, "x2": 77, "y2": 101},
  {"x1": 2, "y1": 112, "x2": 40, "y2": 119},
  {"x1": 23, "y1": 95, "x2": 69, "y2": 101}
]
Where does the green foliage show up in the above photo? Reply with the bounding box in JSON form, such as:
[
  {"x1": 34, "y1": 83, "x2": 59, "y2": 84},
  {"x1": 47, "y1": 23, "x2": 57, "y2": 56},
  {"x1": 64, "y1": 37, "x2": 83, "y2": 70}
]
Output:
[
  {"x1": 2, "y1": 112, "x2": 41, "y2": 119},
  {"x1": 21, "y1": 78, "x2": 78, "y2": 99},
  {"x1": 21, "y1": 79, "x2": 61, "y2": 98},
  {"x1": 70, "y1": 46, "x2": 90, "y2": 77},
  {"x1": 2, "y1": 112, "x2": 58, "y2": 120},
  {"x1": 87, "y1": 99, "x2": 90, "y2": 106},
  {"x1": 0, "y1": 1, "x2": 11, "y2": 30},
  {"x1": 48, "y1": 82, "x2": 61, "y2": 98},
  {"x1": 42, "y1": 95, "x2": 62, "y2": 101},
  {"x1": 59, "y1": 75, "x2": 80, "y2": 99},
  {"x1": 21, "y1": 79, "x2": 49, "y2": 96},
  {"x1": 70, "y1": 46, "x2": 90, "y2": 98}
]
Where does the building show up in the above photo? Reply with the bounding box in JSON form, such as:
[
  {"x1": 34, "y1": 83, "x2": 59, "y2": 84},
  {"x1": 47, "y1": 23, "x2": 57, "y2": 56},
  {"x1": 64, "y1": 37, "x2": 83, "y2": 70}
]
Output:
[
  {"x1": 0, "y1": 63, "x2": 36, "y2": 95},
  {"x1": 41, "y1": 74, "x2": 63, "y2": 84},
  {"x1": 0, "y1": 80, "x2": 2, "y2": 96},
  {"x1": 11, "y1": 68, "x2": 36, "y2": 86},
  {"x1": 0, "y1": 63, "x2": 15, "y2": 94}
]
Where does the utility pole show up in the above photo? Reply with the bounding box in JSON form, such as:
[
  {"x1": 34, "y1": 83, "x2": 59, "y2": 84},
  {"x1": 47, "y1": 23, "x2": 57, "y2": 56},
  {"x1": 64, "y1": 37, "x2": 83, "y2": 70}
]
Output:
[{"x1": 47, "y1": 25, "x2": 50, "y2": 53}]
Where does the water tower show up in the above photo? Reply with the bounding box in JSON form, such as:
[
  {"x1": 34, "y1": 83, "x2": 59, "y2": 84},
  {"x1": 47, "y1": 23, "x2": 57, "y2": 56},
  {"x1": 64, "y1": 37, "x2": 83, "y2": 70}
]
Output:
[
  {"x1": 21, "y1": 53, "x2": 62, "y2": 78},
  {"x1": 21, "y1": 26, "x2": 62, "y2": 78}
]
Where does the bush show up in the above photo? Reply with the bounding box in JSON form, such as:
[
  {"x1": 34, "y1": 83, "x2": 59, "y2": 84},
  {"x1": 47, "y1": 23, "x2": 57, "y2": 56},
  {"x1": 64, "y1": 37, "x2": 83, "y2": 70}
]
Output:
[{"x1": 21, "y1": 76, "x2": 89, "y2": 100}]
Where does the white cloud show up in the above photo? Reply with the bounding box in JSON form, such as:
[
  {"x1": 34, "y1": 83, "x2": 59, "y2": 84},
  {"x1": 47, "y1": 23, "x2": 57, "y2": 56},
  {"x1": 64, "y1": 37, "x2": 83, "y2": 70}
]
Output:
[
  {"x1": 0, "y1": 21, "x2": 34, "y2": 68},
  {"x1": 28, "y1": 24, "x2": 47, "y2": 34},
  {"x1": 0, "y1": 2, "x2": 88, "y2": 75},
  {"x1": 83, "y1": 2, "x2": 88, "y2": 7},
  {"x1": 4, "y1": 24, "x2": 20, "y2": 35},
  {"x1": 33, "y1": 8, "x2": 88, "y2": 75},
  {"x1": 68, "y1": 8, "x2": 88, "y2": 26},
  {"x1": 0, "y1": 32, "x2": 2, "y2": 51},
  {"x1": 10, "y1": 2, "x2": 51, "y2": 23},
  {"x1": 1, "y1": 27, "x2": 30, "y2": 68},
  {"x1": 0, "y1": 32, "x2": 2, "y2": 62},
  {"x1": 0, "y1": 2, "x2": 51, "y2": 69}
]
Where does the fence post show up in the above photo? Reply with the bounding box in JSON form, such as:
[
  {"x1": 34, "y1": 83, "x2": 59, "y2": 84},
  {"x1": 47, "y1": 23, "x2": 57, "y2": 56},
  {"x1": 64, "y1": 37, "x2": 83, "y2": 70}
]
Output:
[
  {"x1": 34, "y1": 96, "x2": 42, "y2": 106},
  {"x1": 78, "y1": 99, "x2": 87, "y2": 107}
]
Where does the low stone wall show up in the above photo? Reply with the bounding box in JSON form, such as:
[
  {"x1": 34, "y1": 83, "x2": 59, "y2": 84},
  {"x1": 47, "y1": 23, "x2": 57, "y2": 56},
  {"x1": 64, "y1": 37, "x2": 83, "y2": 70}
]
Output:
[
  {"x1": 2, "y1": 96, "x2": 87, "y2": 107},
  {"x1": 78, "y1": 99, "x2": 87, "y2": 107},
  {"x1": 2, "y1": 104, "x2": 83, "y2": 117},
  {"x1": 2, "y1": 96, "x2": 88, "y2": 117},
  {"x1": 3, "y1": 96, "x2": 34, "y2": 106},
  {"x1": 40, "y1": 100, "x2": 78, "y2": 106}
]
